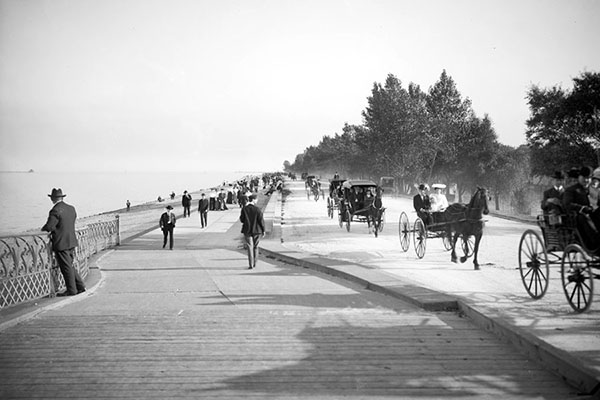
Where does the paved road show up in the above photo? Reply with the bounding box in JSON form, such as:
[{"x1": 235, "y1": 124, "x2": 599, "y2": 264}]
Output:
[
  {"x1": 272, "y1": 180, "x2": 600, "y2": 396},
  {"x1": 0, "y1": 192, "x2": 592, "y2": 399}
]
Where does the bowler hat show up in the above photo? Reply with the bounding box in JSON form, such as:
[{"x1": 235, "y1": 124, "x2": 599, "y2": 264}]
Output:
[
  {"x1": 166, "y1": 205, "x2": 173, "y2": 210},
  {"x1": 579, "y1": 166, "x2": 592, "y2": 178},
  {"x1": 567, "y1": 168, "x2": 580, "y2": 179},
  {"x1": 551, "y1": 171, "x2": 564, "y2": 180},
  {"x1": 418, "y1": 183, "x2": 429, "y2": 191},
  {"x1": 48, "y1": 188, "x2": 66, "y2": 198}
]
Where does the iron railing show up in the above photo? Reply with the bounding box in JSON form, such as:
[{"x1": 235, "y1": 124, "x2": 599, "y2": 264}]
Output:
[{"x1": 0, "y1": 216, "x2": 120, "y2": 309}]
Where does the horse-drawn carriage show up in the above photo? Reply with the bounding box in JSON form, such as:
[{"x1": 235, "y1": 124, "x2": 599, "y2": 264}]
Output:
[
  {"x1": 518, "y1": 212, "x2": 600, "y2": 313},
  {"x1": 338, "y1": 180, "x2": 386, "y2": 237},
  {"x1": 326, "y1": 178, "x2": 345, "y2": 219},
  {"x1": 304, "y1": 175, "x2": 323, "y2": 201},
  {"x1": 398, "y1": 187, "x2": 488, "y2": 268}
]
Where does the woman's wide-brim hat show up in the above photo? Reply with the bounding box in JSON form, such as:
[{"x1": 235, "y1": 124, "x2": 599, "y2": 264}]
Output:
[
  {"x1": 48, "y1": 188, "x2": 66, "y2": 198},
  {"x1": 432, "y1": 184, "x2": 446, "y2": 190}
]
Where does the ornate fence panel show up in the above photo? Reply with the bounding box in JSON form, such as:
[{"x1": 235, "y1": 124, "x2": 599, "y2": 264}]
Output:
[{"x1": 1, "y1": 216, "x2": 120, "y2": 309}]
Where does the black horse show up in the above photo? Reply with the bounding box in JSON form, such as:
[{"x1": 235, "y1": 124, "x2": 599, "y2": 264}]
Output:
[{"x1": 443, "y1": 187, "x2": 489, "y2": 270}]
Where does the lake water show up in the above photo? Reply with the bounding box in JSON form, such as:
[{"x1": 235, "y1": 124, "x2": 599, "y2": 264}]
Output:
[{"x1": 0, "y1": 170, "x2": 251, "y2": 236}]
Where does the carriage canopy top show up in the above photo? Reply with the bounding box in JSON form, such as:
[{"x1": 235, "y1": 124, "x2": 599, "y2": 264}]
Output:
[{"x1": 342, "y1": 180, "x2": 378, "y2": 188}]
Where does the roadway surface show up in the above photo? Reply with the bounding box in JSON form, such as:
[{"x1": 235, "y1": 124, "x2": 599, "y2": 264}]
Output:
[{"x1": 0, "y1": 184, "x2": 595, "y2": 399}]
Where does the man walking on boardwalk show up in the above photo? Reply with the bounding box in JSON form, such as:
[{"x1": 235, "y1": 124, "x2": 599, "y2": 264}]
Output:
[
  {"x1": 42, "y1": 188, "x2": 86, "y2": 296},
  {"x1": 160, "y1": 205, "x2": 176, "y2": 250},
  {"x1": 239, "y1": 193, "x2": 265, "y2": 269},
  {"x1": 198, "y1": 193, "x2": 209, "y2": 228},
  {"x1": 182, "y1": 190, "x2": 192, "y2": 217}
]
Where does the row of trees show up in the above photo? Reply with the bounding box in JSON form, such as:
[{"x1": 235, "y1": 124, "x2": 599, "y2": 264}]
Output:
[{"x1": 285, "y1": 70, "x2": 599, "y2": 210}]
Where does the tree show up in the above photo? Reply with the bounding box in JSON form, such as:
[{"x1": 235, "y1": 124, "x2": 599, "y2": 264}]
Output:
[
  {"x1": 425, "y1": 70, "x2": 473, "y2": 188},
  {"x1": 525, "y1": 71, "x2": 600, "y2": 174}
]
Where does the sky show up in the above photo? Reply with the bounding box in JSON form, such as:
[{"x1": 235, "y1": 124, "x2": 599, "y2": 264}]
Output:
[{"x1": 1, "y1": 0, "x2": 599, "y2": 173}]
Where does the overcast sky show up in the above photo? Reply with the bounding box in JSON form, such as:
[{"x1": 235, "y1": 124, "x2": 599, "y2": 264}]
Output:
[{"x1": 1, "y1": 0, "x2": 599, "y2": 173}]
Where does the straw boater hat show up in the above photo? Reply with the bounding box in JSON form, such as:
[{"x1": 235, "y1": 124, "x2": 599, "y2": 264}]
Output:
[
  {"x1": 432, "y1": 184, "x2": 446, "y2": 190},
  {"x1": 48, "y1": 188, "x2": 66, "y2": 198}
]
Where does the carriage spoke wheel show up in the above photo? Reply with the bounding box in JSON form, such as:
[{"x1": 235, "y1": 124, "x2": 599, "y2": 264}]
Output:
[
  {"x1": 413, "y1": 218, "x2": 426, "y2": 259},
  {"x1": 345, "y1": 210, "x2": 351, "y2": 232},
  {"x1": 399, "y1": 212, "x2": 410, "y2": 252},
  {"x1": 561, "y1": 244, "x2": 594, "y2": 313},
  {"x1": 518, "y1": 230, "x2": 550, "y2": 299},
  {"x1": 461, "y1": 235, "x2": 475, "y2": 257}
]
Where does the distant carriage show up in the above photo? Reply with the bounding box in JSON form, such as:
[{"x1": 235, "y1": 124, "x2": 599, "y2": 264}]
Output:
[
  {"x1": 338, "y1": 180, "x2": 386, "y2": 237},
  {"x1": 379, "y1": 176, "x2": 395, "y2": 196},
  {"x1": 326, "y1": 178, "x2": 346, "y2": 219},
  {"x1": 304, "y1": 175, "x2": 323, "y2": 201},
  {"x1": 518, "y1": 213, "x2": 600, "y2": 313}
]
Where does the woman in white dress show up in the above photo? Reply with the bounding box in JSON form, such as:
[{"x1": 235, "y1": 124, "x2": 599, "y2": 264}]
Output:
[{"x1": 429, "y1": 184, "x2": 449, "y2": 212}]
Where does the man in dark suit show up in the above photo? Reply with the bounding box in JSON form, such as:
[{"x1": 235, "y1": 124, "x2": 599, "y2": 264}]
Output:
[
  {"x1": 198, "y1": 193, "x2": 209, "y2": 228},
  {"x1": 239, "y1": 194, "x2": 265, "y2": 269},
  {"x1": 182, "y1": 190, "x2": 192, "y2": 217},
  {"x1": 542, "y1": 171, "x2": 565, "y2": 212},
  {"x1": 563, "y1": 166, "x2": 599, "y2": 250},
  {"x1": 413, "y1": 183, "x2": 432, "y2": 226},
  {"x1": 159, "y1": 205, "x2": 176, "y2": 249},
  {"x1": 42, "y1": 188, "x2": 85, "y2": 296}
]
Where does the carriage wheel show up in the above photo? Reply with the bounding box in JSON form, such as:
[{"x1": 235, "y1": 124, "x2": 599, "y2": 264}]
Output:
[
  {"x1": 561, "y1": 244, "x2": 594, "y2": 313},
  {"x1": 345, "y1": 210, "x2": 351, "y2": 232},
  {"x1": 461, "y1": 235, "x2": 475, "y2": 257},
  {"x1": 518, "y1": 230, "x2": 550, "y2": 300},
  {"x1": 413, "y1": 218, "x2": 426, "y2": 259},
  {"x1": 399, "y1": 212, "x2": 410, "y2": 252}
]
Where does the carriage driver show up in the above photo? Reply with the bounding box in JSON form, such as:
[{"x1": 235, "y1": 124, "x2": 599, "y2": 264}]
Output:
[{"x1": 413, "y1": 183, "x2": 432, "y2": 225}]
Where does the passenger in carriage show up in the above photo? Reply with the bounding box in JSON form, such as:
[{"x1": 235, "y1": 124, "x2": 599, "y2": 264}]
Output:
[
  {"x1": 429, "y1": 184, "x2": 449, "y2": 224},
  {"x1": 356, "y1": 187, "x2": 366, "y2": 211},
  {"x1": 541, "y1": 171, "x2": 565, "y2": 226},
  {"x1": 563, "y1": 166, "x2": 600, "y2": 251},
  {"x1": 413, "y1": 183, "x2": 432, "y2": 226}
]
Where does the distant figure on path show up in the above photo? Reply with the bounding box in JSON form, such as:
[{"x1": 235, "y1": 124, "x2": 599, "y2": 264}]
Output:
[
  {"x1": 160, "y1": 205, "x2": 176, "y2": 250},
  {"x1": 239, "y1": 194, "x2": 265, "y2": 269},
  {"x1": 182, "y1": 190, "x2": 192, "y2": 217},
  {"x1": 198, "y1": 193, "x2": 209, "y2": 228},
  {"x1": 42, "y1": 188, "x2": 86, "y2": 296},
  {"x1": 126, "y1": 199, "x2": 131, "y2": 211},
  {"x1": 170, "y1": 191, "x2": 176, "y2": 200}
]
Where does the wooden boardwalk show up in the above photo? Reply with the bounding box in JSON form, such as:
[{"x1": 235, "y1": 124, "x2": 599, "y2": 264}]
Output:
[{"x1": 0, "y1": 213, "x2": 584, "y2": 399}]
